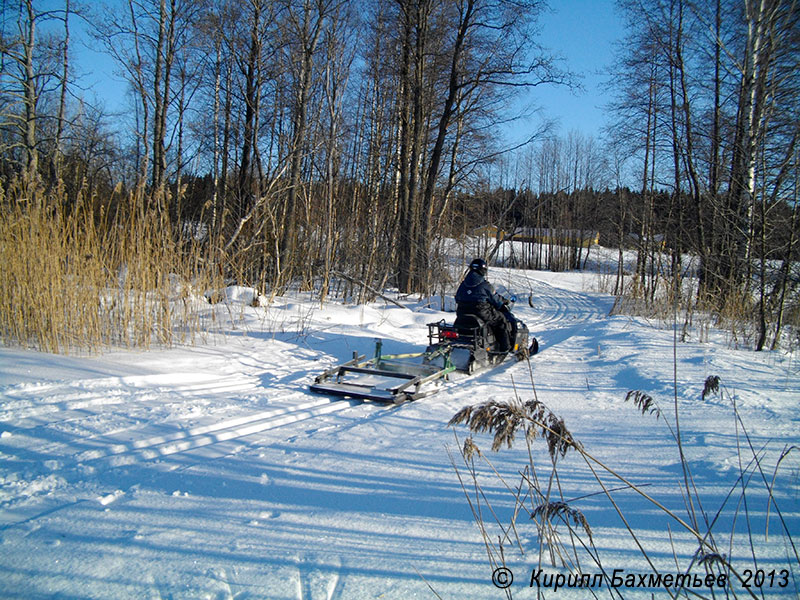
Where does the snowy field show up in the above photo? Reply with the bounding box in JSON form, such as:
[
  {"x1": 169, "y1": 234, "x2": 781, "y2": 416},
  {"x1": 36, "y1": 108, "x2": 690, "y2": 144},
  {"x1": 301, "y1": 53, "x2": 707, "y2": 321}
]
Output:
[{"x1": 0, "y1": 265, "x2": 798, "y2": 599}]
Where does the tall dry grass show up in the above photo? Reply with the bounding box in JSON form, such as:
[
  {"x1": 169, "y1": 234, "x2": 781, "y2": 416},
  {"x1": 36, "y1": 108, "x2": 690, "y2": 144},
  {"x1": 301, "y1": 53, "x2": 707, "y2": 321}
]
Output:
[
  {"x1": 0, "y1": 180, "x2": 221, "y2": 353},
  {"x1": 604, "y1": 258, "x2": 800, "y2": 352},
  {"x1": 447, "y1": 373, "x2": 798, "y2": 599}
]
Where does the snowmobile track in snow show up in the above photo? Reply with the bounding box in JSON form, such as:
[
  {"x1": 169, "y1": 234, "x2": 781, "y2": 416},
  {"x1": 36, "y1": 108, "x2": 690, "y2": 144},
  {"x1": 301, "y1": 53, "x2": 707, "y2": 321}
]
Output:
[
  {"x1": 75, "y1": 396, "x2": 359, "y2": 468},
  {"x1": 0, "y1": 371, "x2": 363, "y2": 480}
]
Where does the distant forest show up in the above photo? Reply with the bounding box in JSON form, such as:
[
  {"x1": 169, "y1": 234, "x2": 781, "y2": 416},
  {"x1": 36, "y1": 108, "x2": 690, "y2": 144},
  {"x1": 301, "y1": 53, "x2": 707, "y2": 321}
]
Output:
[{"x1": 1, "y1": 0, "x2": 798, "y2": 351}]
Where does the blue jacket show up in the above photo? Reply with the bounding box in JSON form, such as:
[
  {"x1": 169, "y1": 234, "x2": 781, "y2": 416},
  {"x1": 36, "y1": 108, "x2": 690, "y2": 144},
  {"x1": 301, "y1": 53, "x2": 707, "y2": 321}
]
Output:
[{"x1": 455, "y1": 271, "x2": 505, "y2": 309}]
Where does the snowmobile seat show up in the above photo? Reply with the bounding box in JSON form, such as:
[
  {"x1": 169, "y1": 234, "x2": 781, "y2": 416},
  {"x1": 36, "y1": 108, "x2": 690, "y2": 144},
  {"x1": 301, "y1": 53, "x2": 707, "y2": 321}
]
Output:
[
  {"x1": 453, "y1": 314, "x2": 493, "y2": 349},
  {"x1": 453, "y1": 313, "x2": 485, "y2": 336}
]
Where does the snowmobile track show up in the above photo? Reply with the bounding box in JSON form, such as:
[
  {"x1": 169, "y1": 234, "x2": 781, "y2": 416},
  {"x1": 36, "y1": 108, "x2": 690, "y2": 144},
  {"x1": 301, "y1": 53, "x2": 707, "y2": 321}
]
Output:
[
  {"x1": 0, "y1": 372, "x2": 262, "y2": 423},
  {"x1": 75, "y1": 396, "x2": 359, "y2": 468}
]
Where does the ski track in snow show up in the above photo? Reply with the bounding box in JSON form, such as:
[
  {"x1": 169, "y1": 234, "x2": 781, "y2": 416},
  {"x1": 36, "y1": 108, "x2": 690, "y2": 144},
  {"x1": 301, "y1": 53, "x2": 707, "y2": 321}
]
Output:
[
  {"x1": 0, "y1": 378, "x2": 365, "y2": 501},
  {"x1": 0, "y1": 268, "x2": 797, "y2": 599}
]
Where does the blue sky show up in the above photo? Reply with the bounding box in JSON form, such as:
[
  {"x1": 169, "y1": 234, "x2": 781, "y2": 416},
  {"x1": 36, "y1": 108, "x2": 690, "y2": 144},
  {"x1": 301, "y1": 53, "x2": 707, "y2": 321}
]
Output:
[{"x1": 521, "y1": 0, "x2": 624, "y2": 140}]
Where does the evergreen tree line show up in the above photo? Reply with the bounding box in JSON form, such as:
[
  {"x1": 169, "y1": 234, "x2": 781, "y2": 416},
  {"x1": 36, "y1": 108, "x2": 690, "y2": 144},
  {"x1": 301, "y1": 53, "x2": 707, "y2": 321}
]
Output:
[{"x1": 1, "y1": 0, "x2": 798, "y2": 350}]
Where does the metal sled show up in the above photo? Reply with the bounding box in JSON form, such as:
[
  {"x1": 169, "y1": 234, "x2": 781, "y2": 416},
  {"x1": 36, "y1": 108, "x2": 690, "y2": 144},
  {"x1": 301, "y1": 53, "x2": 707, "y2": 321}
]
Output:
[
  {"x1": 310, "y1": 339, "x2": 457, "y2": 404},
  {"x1": 310, "y1": 319, "x2": 538, "y2": 404}
]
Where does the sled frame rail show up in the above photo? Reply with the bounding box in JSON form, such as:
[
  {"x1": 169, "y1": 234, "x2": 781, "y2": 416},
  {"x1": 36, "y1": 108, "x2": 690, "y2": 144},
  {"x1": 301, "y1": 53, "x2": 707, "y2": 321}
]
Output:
[{"x1": 310, "y1": 339, "x2": 456, "y2": 404}]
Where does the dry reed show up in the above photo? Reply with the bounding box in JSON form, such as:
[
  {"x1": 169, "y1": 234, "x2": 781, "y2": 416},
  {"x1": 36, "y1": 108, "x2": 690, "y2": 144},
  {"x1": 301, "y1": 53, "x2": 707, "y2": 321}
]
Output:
[
  {"x1": 0, "y1": 180, "x2": 221, "y2": 353},
  {"x1": 448, "y1": 398, "x2": 579, "y2": 458},
  {"x1": 448, "y1": 375, "x2": 798, "y2": 599}
]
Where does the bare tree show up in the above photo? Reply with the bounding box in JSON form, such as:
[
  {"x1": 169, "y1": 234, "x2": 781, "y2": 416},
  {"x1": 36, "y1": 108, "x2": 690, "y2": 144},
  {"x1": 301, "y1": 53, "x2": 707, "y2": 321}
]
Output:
[
  {"x1": 278, "y1": 0, "x2": 340, "y2": 287},
  {"x1": 725, "y1": 0, "x2": 792, "y2": 292},
  {"x1": 53, "y1": 0, "x2": 69, "y2": 179},
  {"x1": 393, "y1": 0, "x2": 432, "y2": 293},
  {"x1": 93, "y1": 0, "x2": 199, "y2": 197},
  {"x1": 390, "y1": 0, "x2": 569, "y2": 293},
  {"x1": 1, "y1": 0, "x2": 43, "y2": 181}
]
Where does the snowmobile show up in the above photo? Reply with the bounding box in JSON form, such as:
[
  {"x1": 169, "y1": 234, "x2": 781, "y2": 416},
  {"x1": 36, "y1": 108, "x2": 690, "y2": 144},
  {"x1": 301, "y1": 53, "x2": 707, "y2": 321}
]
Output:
[
  {"x1": 429, "y1": 308, "x2": 538, "y2": 374},
  {"x1": 310, "y1": 298, "x2": 538, "y2": 404}
]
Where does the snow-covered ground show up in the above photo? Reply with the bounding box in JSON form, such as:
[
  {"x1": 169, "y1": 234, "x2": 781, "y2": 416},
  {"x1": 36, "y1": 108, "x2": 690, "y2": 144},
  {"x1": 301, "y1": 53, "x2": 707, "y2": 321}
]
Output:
[{"x1": 0, "y1": 266, "x2": 798, "y2": 599}]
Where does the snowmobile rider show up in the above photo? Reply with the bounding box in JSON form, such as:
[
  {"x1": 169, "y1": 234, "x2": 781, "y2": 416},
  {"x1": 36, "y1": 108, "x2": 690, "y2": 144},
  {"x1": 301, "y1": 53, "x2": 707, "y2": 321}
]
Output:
[{"x1": 455, "y1": 258, "x2": 514, "y2": 353}]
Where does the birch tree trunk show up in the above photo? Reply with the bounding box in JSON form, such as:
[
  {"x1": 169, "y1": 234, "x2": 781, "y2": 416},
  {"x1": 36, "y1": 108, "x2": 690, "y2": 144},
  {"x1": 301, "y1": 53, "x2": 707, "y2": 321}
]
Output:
[
  {"x1": 54, "y1": 0, "x2": 70, "y2": 181},
  {"x1": 22, "y1": 0, "x2": 38, "y2": 182}
]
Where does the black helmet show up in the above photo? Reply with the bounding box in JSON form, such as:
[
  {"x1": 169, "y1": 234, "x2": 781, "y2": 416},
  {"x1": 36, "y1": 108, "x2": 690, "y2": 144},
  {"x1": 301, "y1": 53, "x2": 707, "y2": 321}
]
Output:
[{"x1": 469, "y1": 258, "x2": 487, "y2": 277}]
